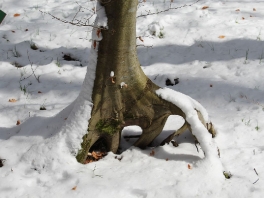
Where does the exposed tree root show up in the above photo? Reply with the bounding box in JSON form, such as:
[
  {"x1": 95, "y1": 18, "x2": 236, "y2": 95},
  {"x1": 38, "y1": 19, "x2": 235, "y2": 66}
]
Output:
[{"x1": 75, "y1": 0, "x2": 217, "y2": 164}]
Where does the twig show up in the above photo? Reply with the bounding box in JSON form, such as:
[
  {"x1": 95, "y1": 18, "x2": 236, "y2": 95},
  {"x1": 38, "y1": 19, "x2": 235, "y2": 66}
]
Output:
[
  {"x1": 254, "y1": 168, "x2": 259, "y2": 176},
  {"x1": 194, "y1": 143, "x2": 199, "y2": 153},
  {"x1": 39, "y1": 10, "x2": 96, "y2": 28},
  {"x1": 72, "y1": 6, "x2": 82, "y2": 23},
  {"x1": 253, "y1": 178, "x2": 259, "y2": 184},
  {"x1": 137, "y1": 0, "x2": 201, "y2": 18},
  {"x1": 27, "y1": 51, "x2": 40, "y2": 83}
]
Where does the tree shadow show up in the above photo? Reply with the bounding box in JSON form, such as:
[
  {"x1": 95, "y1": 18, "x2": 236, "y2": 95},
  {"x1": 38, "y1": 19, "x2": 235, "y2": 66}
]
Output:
[
  {"x1": 1, "y1": 35, "x2": 263, "y2": 164},
  {"x1": 138, "y1": 39, "x2": 264, "y2": 66},
  {"x1": 0, "y1": 101, "x2": 74, "y2": 140}
]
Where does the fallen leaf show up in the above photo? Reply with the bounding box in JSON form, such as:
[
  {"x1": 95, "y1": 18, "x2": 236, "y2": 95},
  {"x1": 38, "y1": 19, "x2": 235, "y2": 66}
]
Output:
[
  {"x1": 250, "y1": 15, "x2": 253, "y2": 17},
  {"x1": 13, "y1": 13, "x2": 20, "y2": 17},
  {"x1": 11, "y1": 30, "x2": 15, "y2": 33},
  {"x1": 92, "y1": 151, "x2": 105, "y2": 160},
  {"x1": 218, "y1": 35, "x2": 225, "y2": 39},
  {"x1": 25, "y1": 29, "x2": 28, "y2": 31},
  {"x1": 9, "y1": 99, "x2": 17, "y2": 102},
  {"x1": 188, "y1": 164, "x2": 192, "y2": 169},
  {"x1": 242, "y1": 17, "x2": 245, "y2": 20},
  {"x1": 235, "y1": 9, "x2": 240, "y2": 11},
  {"x1": 210, "y1": 84, "x2": 213, "y2": 87},
  {"x1": 150, "y1": 150, "x2": 155, "y2": 156},
  {"x1": 84, "y1": 158, "x2": 94, "y2": 164},
  {"x1": 38, "y1": 91, "x2": 42, "y2": 93},
  {"x1": 202, "y1": 6, "x2": 209, "y2": 10},
  {"x1": 16, "y1": 120, "x2": 21, "y2": 125},
  {"x1": 166, "y1": 158, "x2": 169, "y2": 161},
  {"x1": 64, "y1": 118, "x2": 67, "y2": 120},
  {"x1": 72, "y1": 186, "x2": 77, "y2": 190},
  {"x1": 92, "y1": 151, "x2": 99, "y2": 159},
  {"x1": 93, "y1": 41, "x2": 96, "y2": 49},
  {"x1": 139, "y1": 36, "x2": 144, "y2": 42},
  {"x1": 253, "y1": 8, "x2": 256, "y2": 11},
  {"x1": 96, "y1": 29, "x2": 101, "y2": 38},
  {"x1": 111, "y1": 77, "x2": 116, "y2": 84}
]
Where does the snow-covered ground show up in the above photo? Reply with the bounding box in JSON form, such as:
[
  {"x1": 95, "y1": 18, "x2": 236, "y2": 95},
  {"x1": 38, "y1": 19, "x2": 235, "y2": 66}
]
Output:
[{"x1": 1, "y1": 0, "x2": 264, "y2": 197}]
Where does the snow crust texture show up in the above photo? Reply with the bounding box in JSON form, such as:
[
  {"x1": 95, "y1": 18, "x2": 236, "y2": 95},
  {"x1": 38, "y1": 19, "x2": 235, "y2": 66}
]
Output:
[{"x1": 1, "y1": 0, "x2": 264, "y2": 197}]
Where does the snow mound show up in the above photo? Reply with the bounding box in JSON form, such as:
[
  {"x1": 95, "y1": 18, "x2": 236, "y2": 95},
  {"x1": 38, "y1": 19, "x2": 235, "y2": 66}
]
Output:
[
  {"x1": 156, "y1": 87, "x2": 223, "y2": 173},
  {"x1": 21, "y1": 1, "x2": 107, "y2": 171}
]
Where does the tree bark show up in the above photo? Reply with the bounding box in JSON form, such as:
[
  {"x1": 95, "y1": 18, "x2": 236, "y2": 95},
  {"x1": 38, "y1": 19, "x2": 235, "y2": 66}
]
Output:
[{"x1": 76, "y1": 0, "x2": 215, "y2": 163}]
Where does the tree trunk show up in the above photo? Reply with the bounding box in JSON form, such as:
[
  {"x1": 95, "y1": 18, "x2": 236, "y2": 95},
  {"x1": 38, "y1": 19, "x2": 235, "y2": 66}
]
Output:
[{"x1": 76, "y1": 0, "x2": 215, "y2": 163}]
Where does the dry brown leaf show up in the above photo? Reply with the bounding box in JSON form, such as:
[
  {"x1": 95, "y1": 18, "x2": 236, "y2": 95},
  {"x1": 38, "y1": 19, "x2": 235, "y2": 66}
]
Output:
[
  {"x1": 93, "y1": 41, "x2": 96, "y2": 49},
  {"x1": 14, "y1": 13, "x2": 20, "y2": 17},
  {"x1": 242, "y1": 17, "x2": 245, "y2": 20},
  {"x1": 253, "y1": 8, "x2": 256, "y2": 11},
  {"x1": 96, "y1": 29, "x2": 101, "y2": 38},
  {"x1": 9, "y1": 99, "x2": 17, "y2": 102},
  {"x1": 235, "y1": 9, "x2": 240, "y2": 12},
  {"x1": 64, "y1": 118, "x2": 67, "y2": 120},
  {"x1": 92, "y1": 151, "x2": 100, "y2": 160},
  {"x1": 166, "y1": 158, "x2": 169, "y2": 161},
  {"x1": 111, "y1": 77, "x2": 115, "y2": 84},
  {"x1": 218, "y1": 35, "x2": 225, "y2": 39},
  {"x1": 250, "y1": 15, "x2": 253, "y2": 17},
  {"x1": 84, "y1": 158, "x2": 94, "y2": 164},
  {"x1": 92, "y1": 151, "x2": 105, "y2": 160},
  {"x1": 150, "y1": 150, "x2": 155, "y2": 156},
  {"x1": 72, "y1": 186, "x2": 77, "y2": 190},
  {"x1": 210, "y1": 84, "x2": 213, "y2": 87},
  {"x1": 202, "y1": 6, "x2": 209, "y2": 10},
  {"x1": 11, "y1": 30, "x2": 15, "y2": 33},
  {"x1": 16, "y1": 120, "x2": 21, "y2": 125},
  {"x1": 38, "y1": 91, "x2": 42, "y2": 93},
  {"x1": 188, "y1": 164, "x2": 192, "y2": 169},
  {"x1": 139, "y1": 36, "x2": 144, "y2": 42}
]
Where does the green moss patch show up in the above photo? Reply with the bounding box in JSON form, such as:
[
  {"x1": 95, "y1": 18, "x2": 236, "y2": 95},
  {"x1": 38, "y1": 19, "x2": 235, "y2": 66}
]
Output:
[{"x1": 96, "y1": 119, "x2": 121, "y2": 135}]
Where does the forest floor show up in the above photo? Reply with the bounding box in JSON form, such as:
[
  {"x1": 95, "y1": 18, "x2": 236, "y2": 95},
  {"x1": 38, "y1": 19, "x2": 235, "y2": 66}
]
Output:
[{"x1": 0, "y1": 0, "x2": 264, "y2": 197}]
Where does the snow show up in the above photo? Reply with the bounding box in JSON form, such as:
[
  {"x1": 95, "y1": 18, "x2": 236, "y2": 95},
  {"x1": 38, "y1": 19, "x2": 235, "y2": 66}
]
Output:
[
  {"x1": 1, "y1": 0, "x2": 264, "y2": 197},
  {"x1": 120, "y1": 82, "x2": 127, "y2": 88}
]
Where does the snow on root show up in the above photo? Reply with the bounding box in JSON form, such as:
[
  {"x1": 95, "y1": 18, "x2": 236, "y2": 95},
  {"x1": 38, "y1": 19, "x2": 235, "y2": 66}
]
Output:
[
  {"x1": 21, "y1": 2, "x2": 107, "y2": 170},
  {"x1": 156, "y1": 88, "x2": 223, "y2": 179}
]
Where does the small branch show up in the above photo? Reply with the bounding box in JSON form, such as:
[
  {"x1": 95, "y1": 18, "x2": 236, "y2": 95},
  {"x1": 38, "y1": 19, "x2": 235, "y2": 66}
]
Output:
[
  {"x1": 137, "y1": 0, "x2": 201, "y2": 18},
  {"x1": 72, "y1": 6, "x2": 82, "y2": 23},
  {"x1": 27, "y1": 51, "x2": 40, "y2": 83},
  {"x1": 75, "y1": 1, "x2": 96, "y2": 13},
  {"x1": 39, "y1": 10, "x2": 96, "y2": 28},
  {"x1": 253, "y1": 178, "x2": 259, "y2": 184},
  {"x1": 194, "y1": 142, "x2": 199, "y2": 153},
  {"x1": 254, "y1": 168, "x2": 259, "y2": 176}
]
